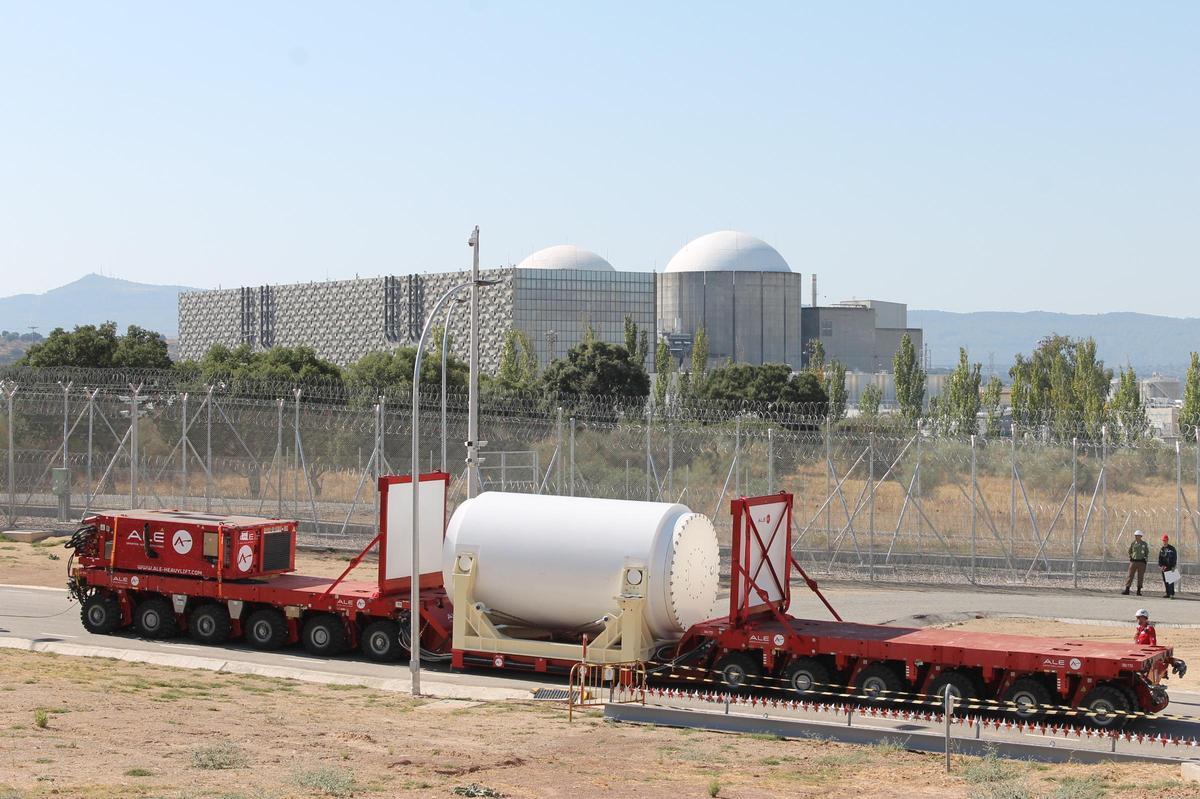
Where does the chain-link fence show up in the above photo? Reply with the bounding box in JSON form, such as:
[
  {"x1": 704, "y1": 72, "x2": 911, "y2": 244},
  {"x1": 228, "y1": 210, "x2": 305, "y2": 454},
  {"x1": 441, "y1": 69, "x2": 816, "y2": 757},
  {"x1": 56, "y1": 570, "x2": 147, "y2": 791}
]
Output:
[{"x1": 2, "y1": 367, "x2": 1197, "y2": 589}]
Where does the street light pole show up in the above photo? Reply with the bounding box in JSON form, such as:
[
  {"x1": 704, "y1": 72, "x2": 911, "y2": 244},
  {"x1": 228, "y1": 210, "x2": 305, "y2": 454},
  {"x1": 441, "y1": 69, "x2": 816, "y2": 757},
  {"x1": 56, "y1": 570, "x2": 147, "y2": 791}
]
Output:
[
  {"x1": 410, "y1": 281, "x2": 473, "y2": 697},
  {"x1": 466, "y1": 226, "x2": 481, "y2": 498}
]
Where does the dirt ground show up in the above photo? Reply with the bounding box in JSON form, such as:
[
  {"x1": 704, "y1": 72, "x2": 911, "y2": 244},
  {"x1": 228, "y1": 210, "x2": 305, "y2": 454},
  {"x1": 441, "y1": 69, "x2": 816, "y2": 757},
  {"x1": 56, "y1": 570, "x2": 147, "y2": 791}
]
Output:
[
  {"x1": 0, "y1": 534, "x2": 364, "y2": 588},
  {"x1": 944, "y1": 616, "x2": 1200, "y2": 693},
  {"x1": 0, "y1": 650, "x2": 1196, "y2": 799}
]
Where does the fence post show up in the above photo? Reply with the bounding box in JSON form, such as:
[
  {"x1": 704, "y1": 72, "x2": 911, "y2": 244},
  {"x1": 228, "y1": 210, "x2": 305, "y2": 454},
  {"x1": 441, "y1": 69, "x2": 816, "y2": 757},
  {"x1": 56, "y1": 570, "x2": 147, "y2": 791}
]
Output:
[
  {"x1": 767, "y1": 427, "x2": 775, "y2": 493},
  {"x1": 129, "y1": 384, "x2": 140, "y2": 509},
  {"x1": 868, "y1": 431, "x2": 875, "y2": 582},
  {"x1": 916, "y1": 423, "x2": 923, "y2": 558},
  {"x1": 734, "y1": 417, "x2": 741, "y2": 498},
  {"x1": 205, "y1": 386, "x2": 213, "y2": 514},
  {"x1": 1072, "y1": 437, "x2": 1079, "y2": 588},
  {"x1": 970, "y1": 434, "x2": 977, "y2": 584},
  {"x1": 1195, "y1": 428, "x2": 1199, "y2": 566},
  {"x1": 5, "y1": 384, "x2": 15, "y2": 526},
  {"x1": 1101, "y1": 425, "x2": 1108, "y2": 562},
  {"x1": 569, "y1": 416, "x2": 576, "y2": 497},
  {"x1": 825, "y1": 415, "x2": 833, "y2": 557},
  {"x1": 1010, "y1": 424, "x2": 1017, "y2": 572},
  {"x1": 83, "y1": 389, "x2": 95, "y2": 515},
  {"x1": 555, "y1": 406, "x2": 564, "y2": 495},
  {"x1": 645, "y1": 405, "x2": 652, "y2": 500},
  {"x1": 667, "y1": 416, "x2": 674, "y2": 499},
  {"x1": 276, "y1": 398, "x2": 284, "y2": 518},
  {"x1": 59, "y1": 380, "x2": 72, "y2": 469},
  {"x1": 1177, "y1": 440, "x2": 1184, "y2": 555},
  {"x1": 180, "y1": 392, "x2": 189, "y2": 510}
]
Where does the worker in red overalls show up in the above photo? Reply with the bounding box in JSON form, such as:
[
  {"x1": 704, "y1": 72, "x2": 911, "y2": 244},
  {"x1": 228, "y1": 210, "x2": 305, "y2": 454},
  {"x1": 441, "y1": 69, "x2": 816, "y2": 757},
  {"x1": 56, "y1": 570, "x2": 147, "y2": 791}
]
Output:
[{"x1": 1134, "y1": 609, "x2": 1157, "y2": 646}]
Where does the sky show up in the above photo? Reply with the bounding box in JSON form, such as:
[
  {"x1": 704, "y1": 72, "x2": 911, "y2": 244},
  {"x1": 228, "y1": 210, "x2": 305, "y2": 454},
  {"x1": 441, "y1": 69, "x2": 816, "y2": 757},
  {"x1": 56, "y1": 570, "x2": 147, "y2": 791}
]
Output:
[{"x1": 1, "y1": 2, "x2": 1197, "y2": 315}]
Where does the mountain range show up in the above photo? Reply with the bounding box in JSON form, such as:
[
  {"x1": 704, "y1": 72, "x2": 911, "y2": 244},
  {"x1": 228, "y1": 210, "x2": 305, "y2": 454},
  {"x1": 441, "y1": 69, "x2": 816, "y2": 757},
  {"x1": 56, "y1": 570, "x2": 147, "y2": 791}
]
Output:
[
  {"x1": 0, "y1": 274, "x2": 196, "y2": 339},
  {"x1": 1, "y1": 276, "x2": 1196, "y2": 377},
  {"x1": 910, "y1": 310, "x2": 1200, "y2": 377}
]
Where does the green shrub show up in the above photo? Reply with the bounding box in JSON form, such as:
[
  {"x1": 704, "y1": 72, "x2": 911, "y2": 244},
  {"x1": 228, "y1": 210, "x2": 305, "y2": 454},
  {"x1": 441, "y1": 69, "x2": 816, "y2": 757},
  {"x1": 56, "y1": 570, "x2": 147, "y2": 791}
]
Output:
[{"x1": 190, "y1": 742, "x2": 247, "y2": 770}]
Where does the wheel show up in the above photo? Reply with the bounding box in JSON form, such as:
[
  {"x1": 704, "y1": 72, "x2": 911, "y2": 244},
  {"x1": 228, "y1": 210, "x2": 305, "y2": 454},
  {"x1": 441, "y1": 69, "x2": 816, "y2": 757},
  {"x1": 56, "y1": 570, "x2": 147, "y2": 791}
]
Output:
[
  {"x1": 854, "y1": 663, "x2": 905, "y2": 701},
  {"x1": 1003, "y1": 677, "x2": 1053, "y2": 720},
  {"x1": 1081, "y1": 685, "x2": 1132, "y2": 729},
  {"x1": 301, "y1": 613, "x2": 347, "y2": 656},
  {"x1": 81, "y1": 592, "x2": 122, "y2": 634},
  {"x1": 928, "y1": 671, "x2": 979, "y2": 706},
  {"x1": 360, "y1": 619, "x2": 404, "y2": 662},
  {"x1": 713, "y1": 652, "x2": 762, "y2": 690},
  {"x1": 782, "y1": 657, "x2": 831, "y2": 695},
  {"x1": 244, "y1": 608, "x2": 289, "y2": 650},
  {"x1": 134, "y1": 596, "x2": 178, "y2": 639},
  {"x1": 189, "y1": 603, "x2": 231, "y2": 645}
]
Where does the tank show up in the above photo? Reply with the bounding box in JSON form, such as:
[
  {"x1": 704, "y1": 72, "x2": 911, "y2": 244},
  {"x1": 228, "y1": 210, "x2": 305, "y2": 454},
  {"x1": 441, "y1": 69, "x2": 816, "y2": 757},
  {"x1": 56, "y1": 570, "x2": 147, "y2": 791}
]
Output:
[{"x1": 442, "y1": 492, "x2": 719, "y2": 640}]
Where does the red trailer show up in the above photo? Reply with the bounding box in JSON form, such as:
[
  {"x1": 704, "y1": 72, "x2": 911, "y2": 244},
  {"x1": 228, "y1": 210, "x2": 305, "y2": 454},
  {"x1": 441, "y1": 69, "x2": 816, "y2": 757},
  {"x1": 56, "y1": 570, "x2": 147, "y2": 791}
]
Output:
[
  {"x1": 670, "y1": 493, "x2": 1186, "y2": 727},
  {"x1": 66, "y1": 474, "x2": 453, "y2": 660}
]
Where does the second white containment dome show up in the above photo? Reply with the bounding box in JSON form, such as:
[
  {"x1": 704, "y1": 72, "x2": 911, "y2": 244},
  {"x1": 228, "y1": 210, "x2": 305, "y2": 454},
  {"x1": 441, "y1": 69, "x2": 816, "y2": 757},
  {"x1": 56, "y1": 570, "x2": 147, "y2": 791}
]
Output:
[
  {"x1": 515, "y1": 244, "x2": 616, "y2": 271},
  {"x1": 664, "y1": 230, "x2": 791, "y2": 273},
  {"x1": 443, "y1": 492, "x2": 719, "y2": 640}
]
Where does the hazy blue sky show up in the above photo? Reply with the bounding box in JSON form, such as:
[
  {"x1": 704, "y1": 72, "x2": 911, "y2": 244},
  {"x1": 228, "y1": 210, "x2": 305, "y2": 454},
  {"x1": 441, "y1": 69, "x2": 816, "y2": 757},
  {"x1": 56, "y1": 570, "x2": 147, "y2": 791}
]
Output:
[{"x1": 2, "y1": 3, "x2": 1196, "y2": 314}]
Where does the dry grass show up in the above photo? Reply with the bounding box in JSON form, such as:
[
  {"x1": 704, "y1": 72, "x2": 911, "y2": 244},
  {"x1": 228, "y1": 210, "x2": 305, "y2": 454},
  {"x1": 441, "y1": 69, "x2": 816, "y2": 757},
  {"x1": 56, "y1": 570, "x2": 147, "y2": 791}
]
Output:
[{"x1": 0, "y1": 649, "x2": 1193, "y2": 799}]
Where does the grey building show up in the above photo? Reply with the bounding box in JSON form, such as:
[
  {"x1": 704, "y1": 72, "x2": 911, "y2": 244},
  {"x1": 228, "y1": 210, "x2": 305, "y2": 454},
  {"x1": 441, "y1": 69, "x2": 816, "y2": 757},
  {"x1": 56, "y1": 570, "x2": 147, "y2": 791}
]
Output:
[{"x1": 800, "y1": 300, "x2": 923, "y2": 374}]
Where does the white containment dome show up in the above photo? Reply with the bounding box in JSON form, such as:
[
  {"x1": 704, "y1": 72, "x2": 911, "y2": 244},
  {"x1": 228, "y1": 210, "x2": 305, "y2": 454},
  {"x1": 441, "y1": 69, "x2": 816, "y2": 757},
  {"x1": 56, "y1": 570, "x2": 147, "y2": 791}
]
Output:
[
  {"x1": 665, "y1": 230, "x2": 791, "y2": 273},
  {"x1": 515, "y1": 244, "x2": 616, "y2": 271},
  {"x1": 443, "y1": 492, "x2": 719, "y2": 640}
]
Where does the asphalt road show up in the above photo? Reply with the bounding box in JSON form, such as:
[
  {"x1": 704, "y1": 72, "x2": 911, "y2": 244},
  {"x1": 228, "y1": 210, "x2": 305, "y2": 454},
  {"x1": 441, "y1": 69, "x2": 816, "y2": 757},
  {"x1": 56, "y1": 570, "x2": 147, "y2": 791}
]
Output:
[{"x1": 4, "y1": 581, "x2": 1200, "y2": 739}]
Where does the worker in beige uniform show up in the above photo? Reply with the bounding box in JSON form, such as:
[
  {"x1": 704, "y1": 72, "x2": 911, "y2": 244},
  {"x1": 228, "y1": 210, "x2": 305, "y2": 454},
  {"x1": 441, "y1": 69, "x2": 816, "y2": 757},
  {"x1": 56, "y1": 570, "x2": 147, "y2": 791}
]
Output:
[{"x1": 1123, "y1": 530, "x2": 1149, "y2": 596}]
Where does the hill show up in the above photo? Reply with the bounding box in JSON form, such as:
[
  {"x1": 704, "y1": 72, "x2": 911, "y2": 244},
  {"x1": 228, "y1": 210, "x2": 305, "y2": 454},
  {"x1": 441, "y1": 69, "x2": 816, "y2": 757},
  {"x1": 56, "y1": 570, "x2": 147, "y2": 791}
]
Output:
[
  {"x1": 0, "y1": 274, "x2": 196, "y2": 339},
  {"x1": 910, "y1": 310, "x2": 1200, "y2": 377}
]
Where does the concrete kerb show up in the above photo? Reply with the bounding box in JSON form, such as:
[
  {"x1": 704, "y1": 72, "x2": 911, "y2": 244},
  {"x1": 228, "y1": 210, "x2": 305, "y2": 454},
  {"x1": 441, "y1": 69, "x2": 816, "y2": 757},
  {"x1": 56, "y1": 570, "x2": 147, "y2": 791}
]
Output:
[{"x1": 0, "y1": 636, "x2": 528, "y2": 702}]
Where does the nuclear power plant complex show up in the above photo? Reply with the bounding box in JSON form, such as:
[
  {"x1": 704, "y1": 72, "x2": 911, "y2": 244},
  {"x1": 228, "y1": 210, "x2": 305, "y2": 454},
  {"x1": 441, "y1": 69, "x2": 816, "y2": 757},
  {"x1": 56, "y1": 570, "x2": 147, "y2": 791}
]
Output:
[{"x1": 178, "y1": 230, "x2": 922, "y2": 377}]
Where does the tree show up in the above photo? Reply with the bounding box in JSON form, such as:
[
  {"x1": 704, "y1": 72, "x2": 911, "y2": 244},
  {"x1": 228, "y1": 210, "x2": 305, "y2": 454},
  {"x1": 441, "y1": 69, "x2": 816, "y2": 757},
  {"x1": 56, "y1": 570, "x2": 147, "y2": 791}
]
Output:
[
  {"x1": 824, "y1": 360, "x2": 847, "y2": 420},
  {"x1": 858, "y1": 383, "x2": 882, "y2": 418},
  {"x1": 540, "y1": 340, "x2": 650, "y2": 398},
  {"x1": 1182, "y1": 353, "x2": 1200, "y2": 439},
  {"x1": 191, "y1": 344, "x2": 342, "y2": 386},
  {"x1": 893, "y1": 333, "x2": 925, "y2": 426},
  {"x1": 653, "y1": 339, "x2": 674, "y2": 407},
  {"x1": 1110, "y1": 367, "x2": 1149, "y2": 445},
  {"x1": 345, "y1": 347, "x2": 467, "y2": 395},
  {"x1": 807, "y1": 339, "x2": 825, "y2": 379},
  {"x1": 982, "y1": 376, "x2": 1004, "y2": 438},
  {"x1": 931, "y1": 348, "x2": 981, "y2": 435},
  {"x1": 494, "y1": 329, "x2": 538, "y2": 394},
  {"x1": 18, "y1": 322, "x2": 172, "y2": 370},
  {"x1": 113, "y1": 325, "x2": 172, "y2": 369},
  {"x1": 1009, "y1": 335, "x2": 1112, "y2": 440}
]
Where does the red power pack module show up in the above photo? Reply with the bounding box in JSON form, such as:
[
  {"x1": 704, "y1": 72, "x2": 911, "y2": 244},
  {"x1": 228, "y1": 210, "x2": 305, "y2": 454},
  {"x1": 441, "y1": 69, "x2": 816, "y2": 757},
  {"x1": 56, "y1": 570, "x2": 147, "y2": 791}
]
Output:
[{"x1": 81, "y1": 509, "x2": 297, "y2": 581}]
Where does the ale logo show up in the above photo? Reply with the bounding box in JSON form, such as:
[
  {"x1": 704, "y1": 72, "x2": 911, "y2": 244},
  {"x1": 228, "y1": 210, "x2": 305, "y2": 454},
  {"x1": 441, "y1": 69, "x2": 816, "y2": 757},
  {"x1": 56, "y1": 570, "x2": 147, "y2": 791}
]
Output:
[
  {"x1": 172, "y1": 529, "x2": 193, "y2": 555},
  {"x1": 236, "y1": 544, "x2": 254, "y2": 572}
]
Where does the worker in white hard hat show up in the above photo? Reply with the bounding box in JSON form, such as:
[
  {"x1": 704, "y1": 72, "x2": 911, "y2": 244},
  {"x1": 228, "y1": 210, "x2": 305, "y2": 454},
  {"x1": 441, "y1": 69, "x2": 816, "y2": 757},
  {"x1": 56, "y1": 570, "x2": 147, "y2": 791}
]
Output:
[
  {"x1": 1122, "y1": 530, "x2": 1149, "y2": 596},
  {"x1": 1134, "y1": 609, "x2": 1157, "y2": 646}
]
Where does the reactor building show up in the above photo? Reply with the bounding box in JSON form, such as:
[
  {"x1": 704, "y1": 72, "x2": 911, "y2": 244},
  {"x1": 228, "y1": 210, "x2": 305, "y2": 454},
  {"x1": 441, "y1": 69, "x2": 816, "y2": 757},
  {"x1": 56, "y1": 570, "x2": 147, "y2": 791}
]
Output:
[{"x1": 178, "y1": 230, "x2": 921, "y2": 378}]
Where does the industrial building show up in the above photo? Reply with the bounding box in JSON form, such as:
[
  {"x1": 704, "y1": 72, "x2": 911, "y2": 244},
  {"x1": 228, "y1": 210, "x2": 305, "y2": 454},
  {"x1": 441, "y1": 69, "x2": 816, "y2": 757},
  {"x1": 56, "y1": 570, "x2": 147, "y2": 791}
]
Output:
[{"x1": 178, "y1": 230, "x2": 921, "y2": 378}]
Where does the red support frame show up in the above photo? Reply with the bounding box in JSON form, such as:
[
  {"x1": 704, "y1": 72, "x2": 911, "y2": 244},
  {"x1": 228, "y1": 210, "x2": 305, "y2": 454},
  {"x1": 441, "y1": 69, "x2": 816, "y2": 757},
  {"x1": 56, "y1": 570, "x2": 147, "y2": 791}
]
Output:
[
  {"x1": 377, "y1": 471, "x2": 451, "y2": 594},
  {"x1": 729, "y1": 492, "x2": 793, "y2": 624}
]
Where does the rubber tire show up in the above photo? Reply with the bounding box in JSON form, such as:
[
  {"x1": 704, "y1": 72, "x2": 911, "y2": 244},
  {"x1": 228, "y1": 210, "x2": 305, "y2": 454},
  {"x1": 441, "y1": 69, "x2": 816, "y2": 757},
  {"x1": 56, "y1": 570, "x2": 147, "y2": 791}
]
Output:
[
  {"x1": 244, "y1": 608, "x2": 289, "y2": 650},
  {"x1": 714, "y1": 652, "x2": 762, "y2": 690},
  {"x1": 855, "y1": 663, "x2": 905, "y2": 701},
  {"x1": 1081, "y1": 685, "x2": 1132, "y2": 729},
  {"x1": 1003, "y1": 677, "x2": 1054, "y2": 720},
  {"x1": 782, "y1": 657, "x2": 832, "y2": 695},
  {"x1": 301, "y1": 613, "x2": 347, "y2": 656},
  {"x1": 189, "y1": 603, "x2": 232, "y2": 645},
  {"x1": 929, "y1": 671, "x2": 979, "y2": 704},
  {"x1": 81, "y1": 592, "x2": 122, "y2": 635},
  {"x1": 360, "y1": 619, "x2": 403, "y2": 662},
  {"x1": 134, "y1": 596, "x2": 178, "y2": 639}
]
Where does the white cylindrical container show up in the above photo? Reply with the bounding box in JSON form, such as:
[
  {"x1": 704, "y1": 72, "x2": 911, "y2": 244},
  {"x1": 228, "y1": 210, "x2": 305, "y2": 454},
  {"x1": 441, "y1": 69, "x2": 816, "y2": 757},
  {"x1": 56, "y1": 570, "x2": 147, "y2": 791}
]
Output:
[{"x1": 443, "y1": 492, "x2": 719, "y2": 640}]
